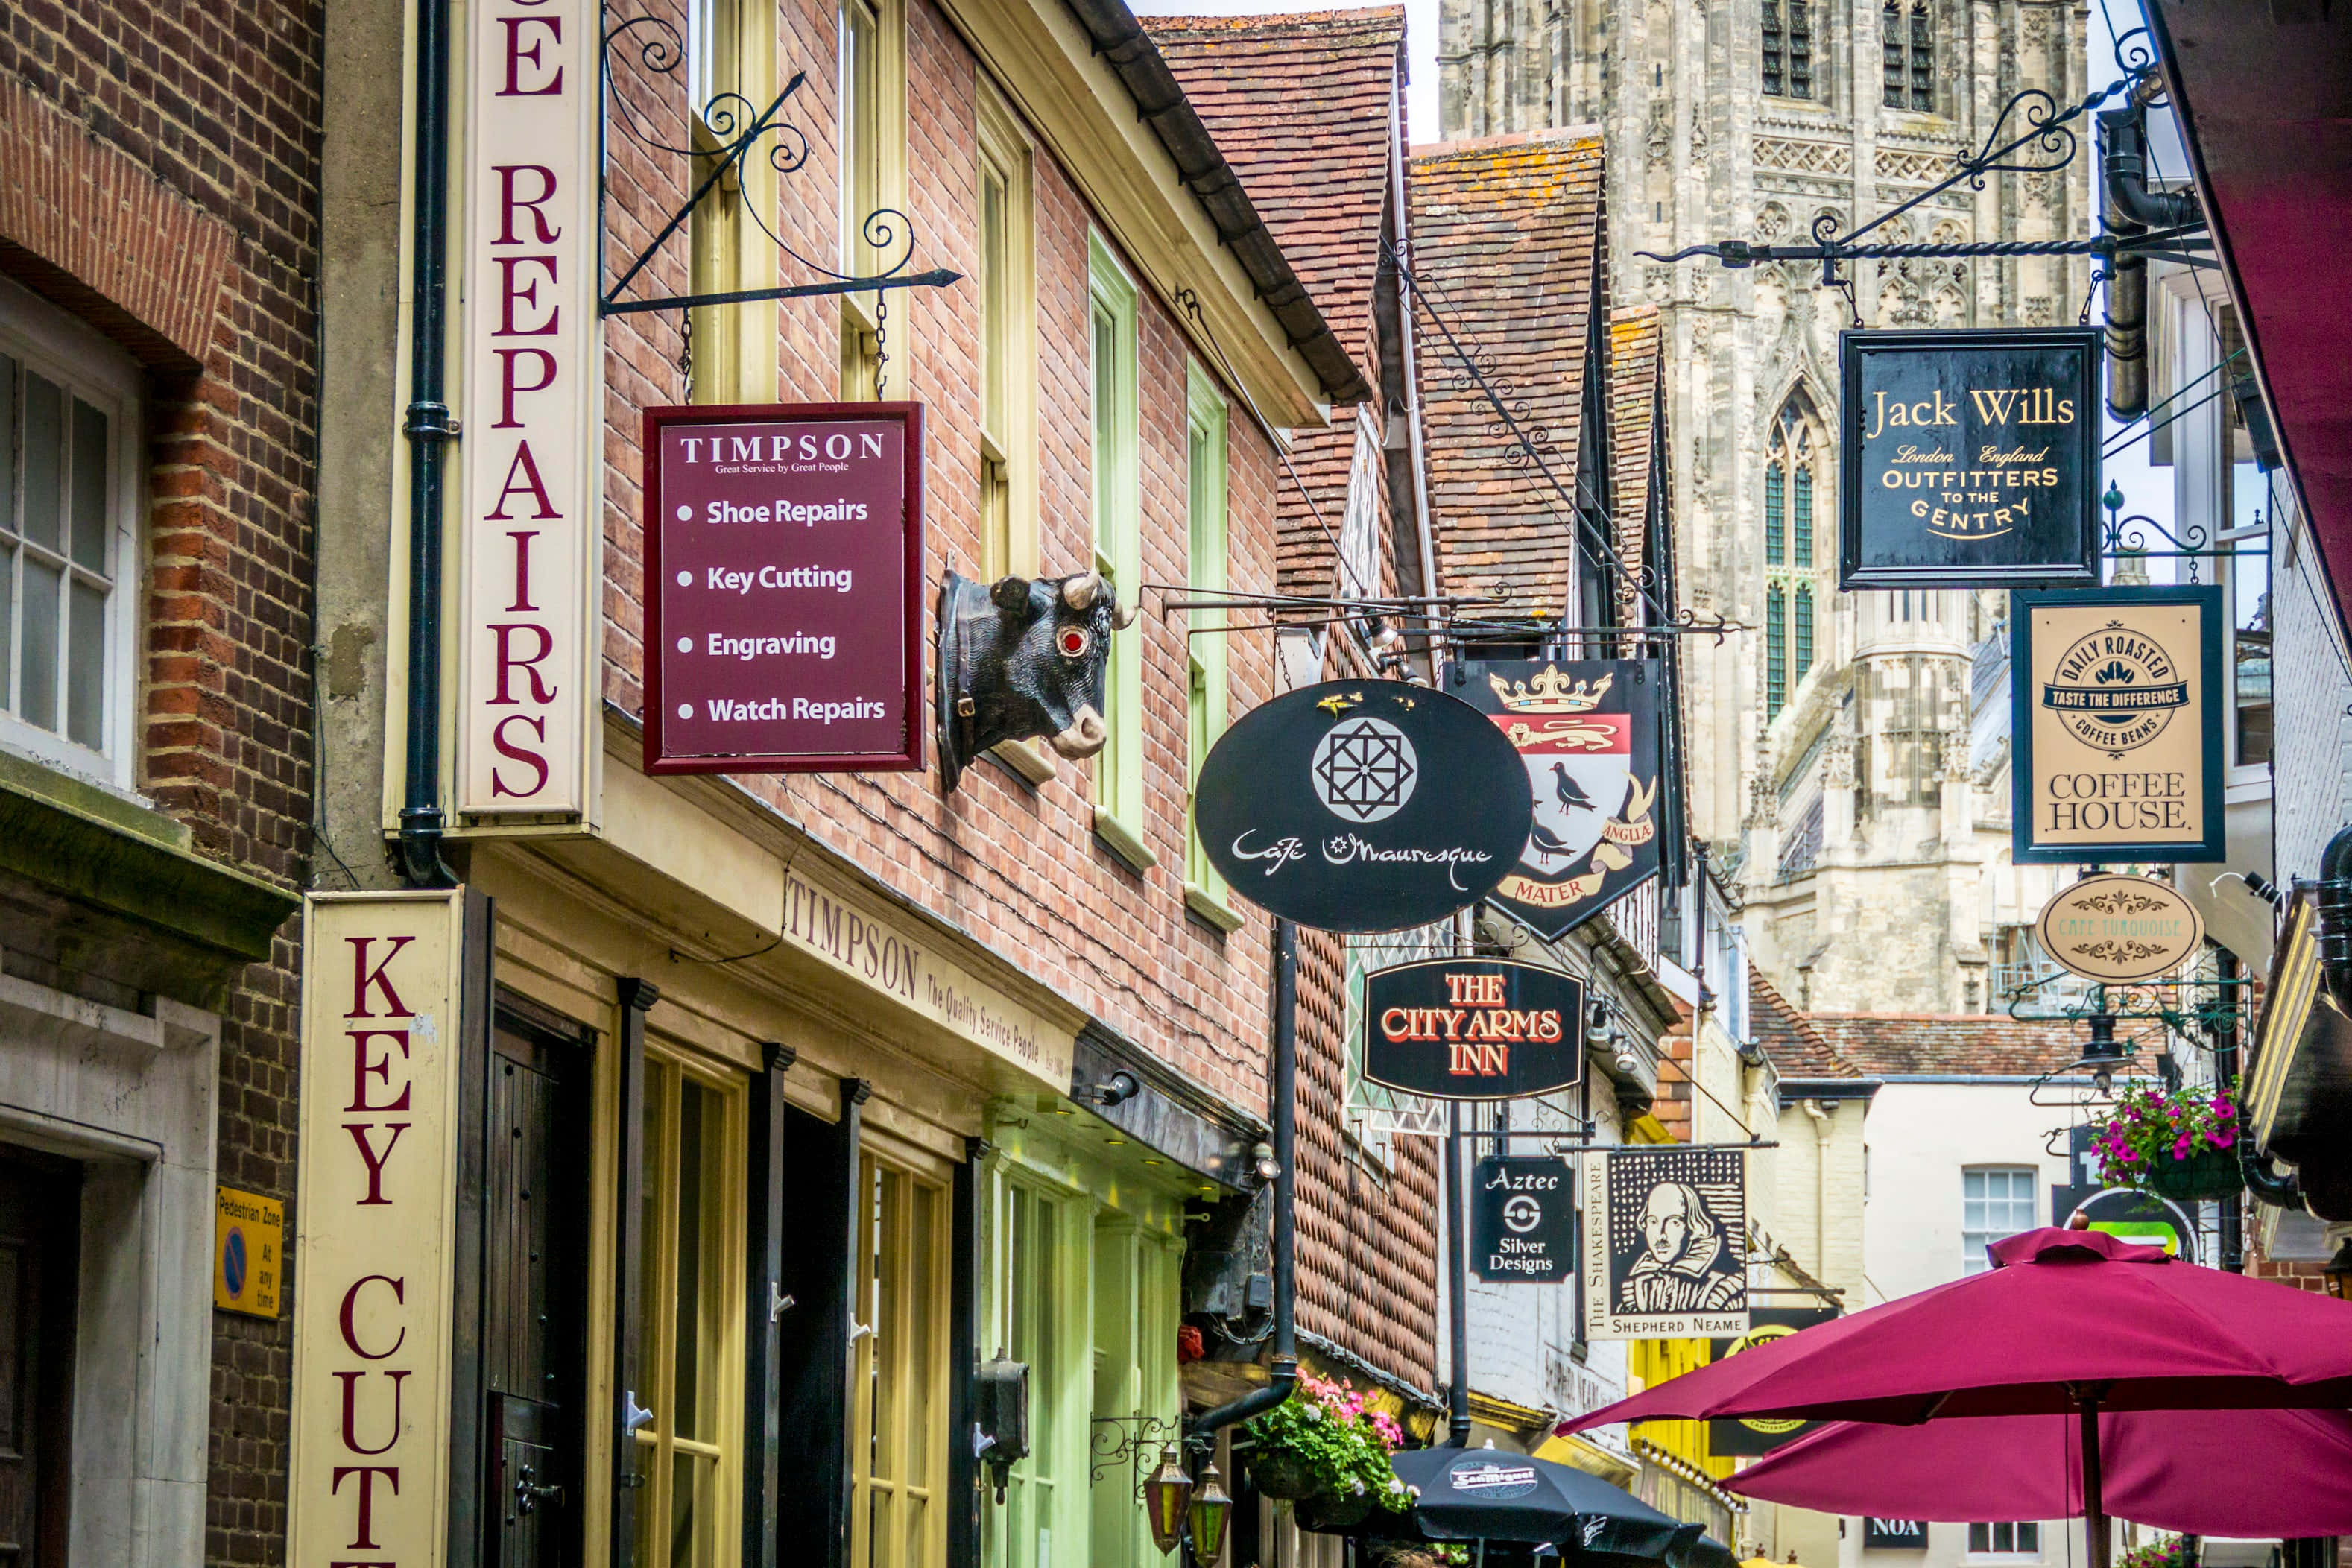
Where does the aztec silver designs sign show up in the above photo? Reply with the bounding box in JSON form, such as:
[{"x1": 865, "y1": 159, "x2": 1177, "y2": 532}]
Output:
[
  {"x1": 1582, "y1": 1146, "x2": 1749, "y2": 1339},
  {"x1": 2011, "y1": 586, "x2": 2224, "y2": 863},
  {"x1": 1456, "y1": 660, "x2": 1663, "y2": 941},
  {"x1": 2034, "y1": 873, "x2": 2204, "y2": 984}
]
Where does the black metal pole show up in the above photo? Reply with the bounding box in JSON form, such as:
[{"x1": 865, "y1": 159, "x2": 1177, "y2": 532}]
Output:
[
  {"x1": 1447, "y1": 1098, "x2": 1471, "y2": 1447},
  {"x1": 2079, "y1": 1389, "x2": 2111, "y2": 1568},
  {"x1": 1189, "y1": 919, "x2": 1299, "y2": 1441},
  {"x1": 399, "y1": 0, "x2": 455, "y2": 888}
]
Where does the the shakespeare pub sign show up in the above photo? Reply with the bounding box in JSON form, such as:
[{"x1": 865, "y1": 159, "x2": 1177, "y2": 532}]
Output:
[
  {"x1": 1840, "y1": 328, "x2": 2101, "y2": 589},
  {"x1": 1456, "y1": 660, "x2": 1663, "y2": 941}
]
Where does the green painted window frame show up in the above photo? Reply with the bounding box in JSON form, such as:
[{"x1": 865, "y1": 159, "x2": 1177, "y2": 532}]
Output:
[
  {"x1": 1087, "y1": 233, "x2": 1150, "y2": 869},
  {"x1": 981, "y1": 1172, "x2": 1090, "y2": 1568},
  {"x1": 1182, "y1": 361, "x2": 1238, "y2": 928}
]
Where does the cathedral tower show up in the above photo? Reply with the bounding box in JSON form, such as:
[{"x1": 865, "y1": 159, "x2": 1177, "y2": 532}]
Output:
[{"x1": 1439, "y1": 0, "x2": 2093, "y2": 1011}]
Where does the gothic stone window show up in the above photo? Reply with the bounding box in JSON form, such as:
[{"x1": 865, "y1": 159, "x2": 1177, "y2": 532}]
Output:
[
  {"x1": 1883, "y1": 0, "x2": 1934, "y2": 111},
  {"x1": 1763, "y1": 0, "x2": 1814, "y2": 99},
  {"x1": 1764, "y1": 391, "x2": 1826, "y2": 720}
]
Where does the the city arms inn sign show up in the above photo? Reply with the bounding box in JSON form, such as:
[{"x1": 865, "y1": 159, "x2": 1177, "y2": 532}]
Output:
[{"x1": 1840, "y1": 329, "x2": 2101, "y2": 589}]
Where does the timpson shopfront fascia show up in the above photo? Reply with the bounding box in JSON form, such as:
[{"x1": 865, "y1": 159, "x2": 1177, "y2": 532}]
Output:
[{"x1": 292, "y1": 770, "x2": 1268, "y2": 1568}]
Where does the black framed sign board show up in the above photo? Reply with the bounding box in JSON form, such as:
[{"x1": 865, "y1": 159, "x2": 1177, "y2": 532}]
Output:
[
  {"x1": 1471, "y1": 1157, "x2": 1576, "y2": 1282},
  {"x1": 1192, "y1": 680, "x2": 1534, "y2": 932},
  {"x1": 1362, "y1": 959, "x2": 1586, "y2": 1101},
  {"x1": 1707, "y1": 1306, "x2": 1841, "y2": 1455},
  {"x1": 1864, "y1": 1520, "x2": 1932, "y2": 1551},
  {"x1": 1840, "y1": 328, "x2": 2101, "y2": 589},
  {"x1": 1453, "y1": 660, "x2": 1665, "y2": 941},
  {"x1": 2010, "y1": 585, "x2": 2225, "y2": 864}
]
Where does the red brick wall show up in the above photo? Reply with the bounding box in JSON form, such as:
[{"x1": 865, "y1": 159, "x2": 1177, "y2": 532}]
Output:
[
  {"x1": 597, "y1": 0, "x2": 1283, "y2": 1113},
  {"x1": 1, "y1": 6, "x2": 322, "y2": 1566}
]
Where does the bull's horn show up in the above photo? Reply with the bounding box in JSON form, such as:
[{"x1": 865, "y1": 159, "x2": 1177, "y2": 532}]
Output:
[
  {"x1": 1062, "y1": 571, "x2": 1101, "y2": 610},
  {"x1": 1111, "y1": 593, "x2": 1139, "y2": 630}
]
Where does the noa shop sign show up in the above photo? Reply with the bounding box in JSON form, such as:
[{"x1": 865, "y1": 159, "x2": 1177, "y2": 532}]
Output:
[
  {"x1": 2011, "y1": 586, "x2": 2225, "y2": 864},
  {"x1": 642, "y1": 404, "x2": 926, "y2": 774},
  {"x1": 1362, "y1": 958, "x2": 1585, "y2": 1100},
  {"x1": 288, "y1": 892, "x2": 470, "y2": 1568},
  {"x1": 453, "y1": 0, "x2": 602, "y2": 818},
  {"x1": 1840, "y1": 329, "x2": 2101, "y2": 589}
]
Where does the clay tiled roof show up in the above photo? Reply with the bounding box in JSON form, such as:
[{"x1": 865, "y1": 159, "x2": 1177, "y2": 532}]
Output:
[
  {"x1": 1750, "y1": 973, "x2": 1870, "y2": 1082},
  {"x1": 1411, "y1": 130, "x2": 1607, "y2": 618},
  {"x1": 1146, "y1": 9, "x2": 1404, "y2": 395},
  {"x1": 1809, "y1": 1012, "x2": 2139, "y2": 1076},
  {"x1": 1607, "y1": 306, "x2": 1662, "y2": 624}
]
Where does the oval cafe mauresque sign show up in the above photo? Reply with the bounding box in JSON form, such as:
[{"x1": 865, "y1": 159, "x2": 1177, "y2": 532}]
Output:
[
  {"x1": 1192, "y1": 680, "x2": 1534, "y2": 933},
  {"x1": 2034, "y1": 872, "x2": 2206, "y2": 985}
]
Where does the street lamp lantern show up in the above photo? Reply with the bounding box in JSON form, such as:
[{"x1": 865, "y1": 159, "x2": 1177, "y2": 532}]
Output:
[
  {"x1": 1143, "y1": 1447, "x2": 1194, "y2": 1555},
  {"x1": 2324, "y1": 1239, "x2": 2352, "y2": 1300},
  {"x1": 1189, "y1": 1461, "x2": 1235, "y2": 1561}
]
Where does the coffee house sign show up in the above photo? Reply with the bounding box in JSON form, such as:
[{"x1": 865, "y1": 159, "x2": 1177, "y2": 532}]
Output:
[
  {"x1": 2011, "y1": 586, "x2": 2224, "y2": 864},
  {"x1": 1840, "y1": 328, "x2": 2101, "y2": 589}
]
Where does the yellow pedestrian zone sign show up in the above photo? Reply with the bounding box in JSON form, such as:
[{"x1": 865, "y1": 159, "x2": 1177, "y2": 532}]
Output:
[{"x1": 215, "y1": 1185, "x2": 285, "y2": 1318}]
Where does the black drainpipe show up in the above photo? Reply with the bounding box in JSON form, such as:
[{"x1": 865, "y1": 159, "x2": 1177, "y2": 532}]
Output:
[
  {"x1": 2096, "y1": 92, "x2": 2201, "y2": 423},
  {"x1": 1189, "y1": 919, "x2": 1300, "y2": 1444},
  {"x1": 399, "y1": 0, "x2": 457, "y2": 888}
]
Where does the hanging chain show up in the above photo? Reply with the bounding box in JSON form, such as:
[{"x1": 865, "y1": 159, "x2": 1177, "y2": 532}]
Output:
[
  {"x1": 678, "y1": 306, "x2": 695, "y2": 402},
  {"x1": 873, "y1": 291, "x2": 890, "y2": 399},
  {"x1": 2078, "y1": 265, "x2": 2109, "y2": 327}
]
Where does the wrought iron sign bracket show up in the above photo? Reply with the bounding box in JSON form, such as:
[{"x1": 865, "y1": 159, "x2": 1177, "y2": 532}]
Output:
[
  {"x1": 1090, "y1": 1413, "x2": 1183, "y2": 1496},
  {"x1": 598, "y1": 12, "x2": 961, "y2": 318},
  {"x1": 1636, "y1": 56, "x2": 2212, "y2": 287},
  {"x1": 2099, "y1": 487, "x2": 2266, "y2": 581}
]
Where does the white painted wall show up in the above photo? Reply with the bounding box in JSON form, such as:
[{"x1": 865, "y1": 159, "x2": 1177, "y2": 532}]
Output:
[{"x1": 1836, "y1": 1081, "x2": 2086, "y2": 1568}]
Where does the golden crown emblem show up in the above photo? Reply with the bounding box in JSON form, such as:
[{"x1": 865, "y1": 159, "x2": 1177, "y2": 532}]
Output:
[{"x1": 1489, "y1": 668, "x2": 1612, "y2": 713}]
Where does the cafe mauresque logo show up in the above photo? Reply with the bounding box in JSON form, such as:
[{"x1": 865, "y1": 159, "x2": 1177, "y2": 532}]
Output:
[
  {"x1": 1455, "y1": 660, "x2": 1663, "y2": 941},
  {"x1": 1193, "y1": 680, "x2": 1533, "y2": 934}
]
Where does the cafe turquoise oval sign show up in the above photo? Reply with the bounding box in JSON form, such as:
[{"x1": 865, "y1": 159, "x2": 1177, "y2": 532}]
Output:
[
  {"x1": 2033, "y1": 873, "x2": 2205, "y2": 985},
  {"x1": 1193, "y1": 680, "x2": 1534, "y2": 933}
]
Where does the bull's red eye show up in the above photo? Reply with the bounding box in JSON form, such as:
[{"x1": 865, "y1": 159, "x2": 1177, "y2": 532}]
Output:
[{"x1": 1057, "y1": 625, "x2": 1092, "y2": 659}]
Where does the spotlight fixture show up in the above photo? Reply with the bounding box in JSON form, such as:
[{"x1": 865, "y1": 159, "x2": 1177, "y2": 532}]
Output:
[{"x1": 1252, "y1": 1140, "x2": 1282, "y2": 1183}]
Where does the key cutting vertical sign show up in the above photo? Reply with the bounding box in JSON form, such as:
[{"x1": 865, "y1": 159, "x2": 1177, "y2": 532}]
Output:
[
  {"x1": 455, "y1": 0, "x2": 602, "y2": 817},
  {"x1": 288, "y1": 891, "x2": 472, "y2": 1568},
  {"x1": 642, "y1": 403, "x2": 926, "y2": 773}
]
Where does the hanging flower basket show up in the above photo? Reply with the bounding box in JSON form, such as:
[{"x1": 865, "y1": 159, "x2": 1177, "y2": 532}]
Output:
[
  {"x1": 2092, "y1": 1078, "x2": 2243, "y2": 1201},
  {"x1": 2142, "y1": 1148, "x2": 2244, "y2": 1202},
  {"x1": 1294, "y1": 1489, "x2": 1376, "y2": 1531},
  {"x1": 1245, "y1": 1447, "x2": 1327, "y2": 1502},
  {"x1": 1241, "y1": 1371, "x2": 1413, "y2": 1512}
]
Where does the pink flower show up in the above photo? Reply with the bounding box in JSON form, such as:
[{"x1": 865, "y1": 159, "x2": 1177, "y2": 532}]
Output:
[{"x1": 2213, "y1": 1130, "x2": 2236, "y2": 1150}]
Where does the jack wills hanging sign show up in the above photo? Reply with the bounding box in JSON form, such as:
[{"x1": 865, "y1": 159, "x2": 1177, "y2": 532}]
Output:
[
  {"x1": 1363, "y1": 958, "x2": 1586, "y2": 1100},
  {"x1": 2011, "y1": 586, "x2": 2224, "y2": 864},
  {"x1": 1839, "y1": 328, "x2": 2100, "y2": 589},
  {"x1": 1193, "y1": 680, "x2": 1533, "y2": 932},
  {"x1": 1455, "y1": 660, "x2": 1663, "y2": 941},
  {"x1": 642, "y1": 404, "x2": 926, "y2": 774}
]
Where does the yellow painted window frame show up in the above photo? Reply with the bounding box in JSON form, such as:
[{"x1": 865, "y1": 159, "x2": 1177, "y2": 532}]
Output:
[
  {"x1": 686, "y1": 0, "x2": 779, "y2": 403},
  {"x1": 838, "y1": 0, "x2": 906, "y2": 399},
  {"x1": 1182, "y1": 360, "x2": 1238, "y2": 927},
  {"x1": 976, "y1": 83, "x2": 1037, "y2": 582},
  {"x1": 1087, "y1": 232, "x2": 1151, "y2": 869},
  {"x1": 630, "y1": 1050, "x2": 750, "y2": 1568},
  {"x1": 850, "y1": 1151, "x2": 952, "y2": 1568}
]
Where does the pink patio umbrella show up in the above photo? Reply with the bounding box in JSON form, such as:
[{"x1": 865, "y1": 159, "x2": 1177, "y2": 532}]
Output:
[
  {"x1": 1722, "y1": 1406, "x2": 2352, "y2": 1538},
  {"x1": 1558, "y1": 1229, "x2": 2352, "y2": 1568}
]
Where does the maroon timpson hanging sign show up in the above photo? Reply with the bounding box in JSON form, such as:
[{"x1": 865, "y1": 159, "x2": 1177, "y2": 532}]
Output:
[{"x1": 643, "y1": 403, "x2": 926, "y2": 774}]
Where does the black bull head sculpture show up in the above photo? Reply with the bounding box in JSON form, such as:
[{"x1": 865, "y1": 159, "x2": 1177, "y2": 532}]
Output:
[{"x1": 935, "y1": 569, "x2": 1138, "y2": 793}]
